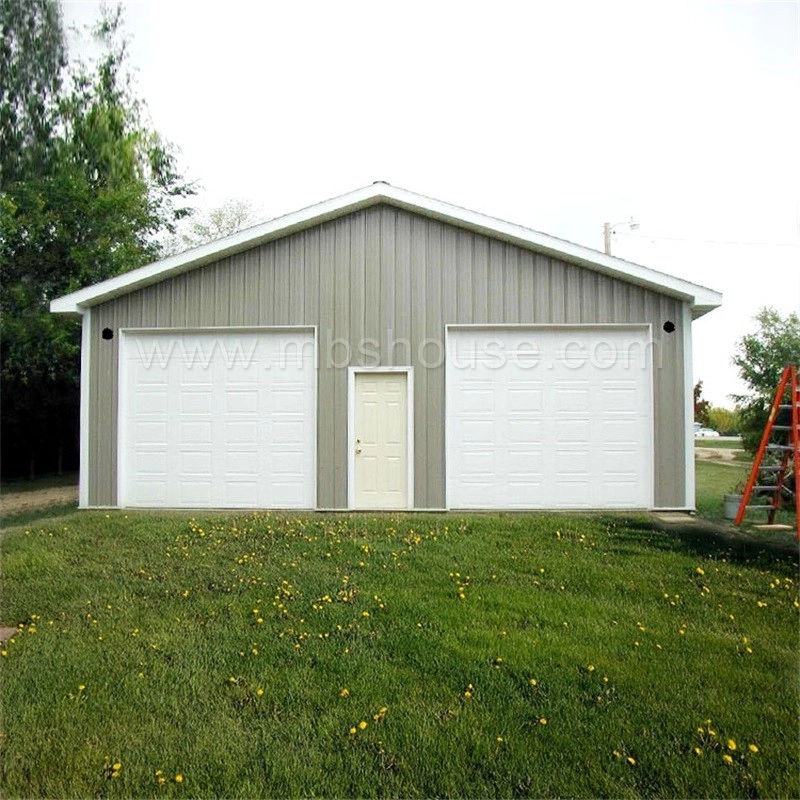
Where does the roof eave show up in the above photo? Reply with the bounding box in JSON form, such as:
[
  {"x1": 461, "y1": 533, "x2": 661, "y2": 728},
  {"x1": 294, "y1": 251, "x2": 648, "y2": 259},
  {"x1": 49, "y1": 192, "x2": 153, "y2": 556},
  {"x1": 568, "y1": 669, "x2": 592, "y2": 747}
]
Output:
[{"x1": 50, "y1": 183, "x2": 723, "y2": 317}]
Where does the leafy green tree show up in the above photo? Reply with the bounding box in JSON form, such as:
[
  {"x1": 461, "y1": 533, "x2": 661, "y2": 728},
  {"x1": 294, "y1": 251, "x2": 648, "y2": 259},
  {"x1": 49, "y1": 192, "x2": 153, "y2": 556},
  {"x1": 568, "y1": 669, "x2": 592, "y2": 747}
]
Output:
[
  {"x1": 731, "y1": 307, "x2": 800, "y2": 454},
  {"x1": 706, "y1": 406, "x2": 741, "y2": 437},
  {"x1": 1, "y1": 0, "x2": 194, "y2": 478}
]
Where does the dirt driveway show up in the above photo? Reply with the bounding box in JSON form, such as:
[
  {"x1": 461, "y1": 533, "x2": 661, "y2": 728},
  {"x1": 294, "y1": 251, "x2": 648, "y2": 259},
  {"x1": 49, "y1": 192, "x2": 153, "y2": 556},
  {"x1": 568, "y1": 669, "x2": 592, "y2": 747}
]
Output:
[{"x1": 0, "y1": 485, "x2": 78, "y2": 519}]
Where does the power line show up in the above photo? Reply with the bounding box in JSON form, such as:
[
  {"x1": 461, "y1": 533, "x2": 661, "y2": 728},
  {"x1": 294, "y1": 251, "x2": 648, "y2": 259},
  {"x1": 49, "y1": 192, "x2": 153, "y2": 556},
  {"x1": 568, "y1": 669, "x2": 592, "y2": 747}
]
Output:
[{"x1": 613, "y1": 231, "x2": 800, "y2": 248}]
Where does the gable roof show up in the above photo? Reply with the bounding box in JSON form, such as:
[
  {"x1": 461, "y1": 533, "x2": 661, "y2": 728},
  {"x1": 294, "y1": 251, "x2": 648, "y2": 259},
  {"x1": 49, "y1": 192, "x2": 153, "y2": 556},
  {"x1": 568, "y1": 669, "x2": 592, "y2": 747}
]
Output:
[{"x1": 51, "y1": 182, "x2": 722, "y2": 317}]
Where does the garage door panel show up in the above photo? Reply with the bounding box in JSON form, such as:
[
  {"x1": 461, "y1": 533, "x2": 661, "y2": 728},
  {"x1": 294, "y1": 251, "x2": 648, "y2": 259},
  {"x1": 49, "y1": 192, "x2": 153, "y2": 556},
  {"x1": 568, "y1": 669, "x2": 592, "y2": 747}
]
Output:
[
  {"x1": 181, "y1": 451, "x2": 213, "y2": 475},
  {"x1": 134, "y1": 450, "x2": 167, "y2": 475},
  {"x1": 121, "y1": 330, "x2": 315, "y2": 508},
  {"x1": 447, "y1": 328, "x2": 652, "y2": 509},
  {"x1": 135, "y1": 480, "x2": 167, "y2": 506},
  {"x1": 136, "y1": 422, "x2": 167, "y2": 443},
  {"x1": 181, "y1": 422, "x2": 212, "y2": 444}
]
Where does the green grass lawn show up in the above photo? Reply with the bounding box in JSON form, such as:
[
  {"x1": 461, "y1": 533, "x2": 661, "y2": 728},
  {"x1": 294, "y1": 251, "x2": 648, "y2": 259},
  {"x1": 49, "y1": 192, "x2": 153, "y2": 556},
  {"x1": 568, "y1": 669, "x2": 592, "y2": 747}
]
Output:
[
  {"x1": 694, "y1": 439, "x2": 743, "y2": 450},
  {"x1": 1, "y1": 509, "x2": 797, "y2": 798}
]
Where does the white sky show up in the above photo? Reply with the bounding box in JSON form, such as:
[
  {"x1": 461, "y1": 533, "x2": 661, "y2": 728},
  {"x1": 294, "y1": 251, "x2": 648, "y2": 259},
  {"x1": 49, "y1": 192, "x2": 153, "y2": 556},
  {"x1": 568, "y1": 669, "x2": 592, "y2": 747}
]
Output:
[{"x1": 61, "y1": 0, "x2": 800, "y2": 408}]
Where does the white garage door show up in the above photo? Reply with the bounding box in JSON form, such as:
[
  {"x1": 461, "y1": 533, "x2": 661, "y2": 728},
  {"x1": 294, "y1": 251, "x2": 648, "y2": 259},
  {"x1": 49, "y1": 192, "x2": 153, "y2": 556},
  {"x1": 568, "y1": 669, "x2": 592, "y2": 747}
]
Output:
[
  {"x1": 446, "y1": 327, "x2": 653, "y2": 509},
  {"x1": 119, "y1": 329, "x2": 315, "y2": 508}
]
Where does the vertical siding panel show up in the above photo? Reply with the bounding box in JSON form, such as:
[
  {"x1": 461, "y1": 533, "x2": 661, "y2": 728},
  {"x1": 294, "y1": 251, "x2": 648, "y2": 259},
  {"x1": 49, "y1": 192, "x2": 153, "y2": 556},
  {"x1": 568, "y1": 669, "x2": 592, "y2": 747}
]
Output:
[
  {"x1": 303, "y1": 229, "x2": 320, "y2": 327},
  {"x1": 393, "y1": 210, "x2": 412, "y2": 363},
  {"x1": 379, "y1": 207, "x2": 396, "y2": 362},
  {"x1": 364, "y1": 208, "x2": 381, "y2": 360},
  {"x1": 184, "y1": 269, "x2": 200, "y2": 327},
  {"x1": 96, "y1": 305, "x2": 115, "y2": 504},
  {"x1": 549, "y1": 261, "x2": 566, "y2": 323},
  {"x1": 487, "y1": 240, "x2": 504, "y2": 323},
  {"x1": 242, "y1": 250, "x2": 259, "y2": 325},
  {"x1": 332, "y1": 217, "x2": 351, "y2": 504},
  {"x1": 441, "y1": 224, "x2": 457, "y2": 327},
  {"x1": 229, "y1": 256, "x2": 245, "y2": 326},
  {"x1": 318, "y1": 222, "x2": 336, "y2": 507},
  {"x1": 519, "y1": 251, "x2": 535, "y2": 322},
  {"x1": 425, "y1": 219, "x2": 444, "y2": 506},
  {"x1": 580, "y1": 270, "x2": 598, "y2": 323},
  {"x1": 533, "y1": 255, "x2": 550, "y2": 321},
  {"x1": 595, "y1": 274, "x2": 613, "y2": 323},
  {"x1": 504, "y1": 246, "x2": 520, "y2": 322},
  {"x1": 259, "y1": 245, "x2": 273, "y2": 324},
  {"x1": 454, "y1": 231, "x2": 473, "y2": 323},
  {"x1": 289, "y1": 235, "x2": 305, "y2": 325},
  {"x1": 612, "y1": 280, "x2": 629, "y2": 322},
  {"x1": 274, "y1": 242, "x2": 290, "y2": 325},
  {"x1": 565, "y1": 264, "x2": 581, "y2": 322},
  {"x1": 410, "y1": 216, "x2": 428, "y2": 505},
  {"x1": 171, "y1": 274, "x2": 187, "y2": 328},
  {"x1": 472, "y1": 237, "x2": 489, "y2": 321},
  {"x1": 349, "y1": 213, "x2": 366, "y2": 360}
]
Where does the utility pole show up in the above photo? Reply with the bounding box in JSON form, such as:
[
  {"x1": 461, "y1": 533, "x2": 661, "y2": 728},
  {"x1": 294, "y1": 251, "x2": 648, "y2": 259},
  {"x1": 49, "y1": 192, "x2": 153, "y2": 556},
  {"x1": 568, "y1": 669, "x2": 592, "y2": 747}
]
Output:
[{"x1": 603, "y1": 218, "x2": 639, "y2": 255}]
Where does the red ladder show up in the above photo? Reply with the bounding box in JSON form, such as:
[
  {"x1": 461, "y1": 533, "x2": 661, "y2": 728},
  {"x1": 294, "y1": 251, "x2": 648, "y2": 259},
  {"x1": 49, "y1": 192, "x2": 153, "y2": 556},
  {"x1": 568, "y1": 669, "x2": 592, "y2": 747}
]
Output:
[{"x1": 734, "y1": 365, "x2": 799, "y2": 539}]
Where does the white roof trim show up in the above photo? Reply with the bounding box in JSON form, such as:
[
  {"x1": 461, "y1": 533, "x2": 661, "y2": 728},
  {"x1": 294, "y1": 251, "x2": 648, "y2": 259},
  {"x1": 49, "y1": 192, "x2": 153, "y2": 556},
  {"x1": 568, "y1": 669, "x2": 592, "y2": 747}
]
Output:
[{"x1": 51, "y1": 182, "x2": 722, "y2": 317}]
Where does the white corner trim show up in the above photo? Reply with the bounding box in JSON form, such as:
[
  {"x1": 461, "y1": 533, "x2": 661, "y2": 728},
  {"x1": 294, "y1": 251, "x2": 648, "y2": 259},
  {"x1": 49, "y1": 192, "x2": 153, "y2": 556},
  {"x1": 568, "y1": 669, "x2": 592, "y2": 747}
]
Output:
[
  {"x1": 50, "y1": 183, "x2": 723, "y2": 316},
  {"x1": 682, "y1": 304, "x2": 697, "y2": 510},
  {"x1": 78, "y1": 310, "x2": 91, "y2": 508},
  {"x1": 347, "y1": 366, "x2": 414, "y2": 510}
]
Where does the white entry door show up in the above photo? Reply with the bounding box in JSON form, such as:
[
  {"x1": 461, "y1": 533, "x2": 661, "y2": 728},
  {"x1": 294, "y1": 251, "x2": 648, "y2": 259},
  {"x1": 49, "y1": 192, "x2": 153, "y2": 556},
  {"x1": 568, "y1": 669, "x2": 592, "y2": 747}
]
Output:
[
  {"x1": 350, "y1": 371, "x2": 411, "y2": 509},
  {"x1": 119, "y1": 329, "x2": 316, "y2": 508}
]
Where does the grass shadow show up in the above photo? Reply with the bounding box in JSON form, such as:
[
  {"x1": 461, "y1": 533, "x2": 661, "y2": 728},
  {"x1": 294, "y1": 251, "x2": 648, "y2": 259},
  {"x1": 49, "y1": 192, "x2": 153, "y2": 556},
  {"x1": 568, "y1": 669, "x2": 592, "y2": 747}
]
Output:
[
  {"x1": 600, "y1": 513, "x2": 798, "y2": 568},
  {"x1": 0, "y1": 503, "x2": 80, "y2": 531}
]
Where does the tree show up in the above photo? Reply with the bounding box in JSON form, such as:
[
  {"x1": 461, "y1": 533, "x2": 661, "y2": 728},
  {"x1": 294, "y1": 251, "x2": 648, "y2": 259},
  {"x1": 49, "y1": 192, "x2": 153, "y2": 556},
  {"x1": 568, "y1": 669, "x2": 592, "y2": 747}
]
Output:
[
  {"x1": 693, "y1": 381, "x2": 711, "y2": 426},
  {"x1": 731, "y1": 307, "x2": 800, "y2": 454},
  {"x1": 163, "y1": 198, "x2": 261, "y2": 255},
  {"x1": 0, "y1": 1, "x2": 194, "y2": 478},
  {"x1": 0, "y1": 0, "x2": 66, "y2": 184},
  {"x1": 706, "y1": 406, "x2": 741, "y2": 437}
]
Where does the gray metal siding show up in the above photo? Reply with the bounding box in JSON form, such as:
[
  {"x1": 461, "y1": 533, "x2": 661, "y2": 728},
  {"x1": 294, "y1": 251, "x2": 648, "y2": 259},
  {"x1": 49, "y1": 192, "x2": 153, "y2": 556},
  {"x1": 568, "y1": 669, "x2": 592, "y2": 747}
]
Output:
[{"x1": 87, "y1": 204, "x2": 688, "y2": 508}]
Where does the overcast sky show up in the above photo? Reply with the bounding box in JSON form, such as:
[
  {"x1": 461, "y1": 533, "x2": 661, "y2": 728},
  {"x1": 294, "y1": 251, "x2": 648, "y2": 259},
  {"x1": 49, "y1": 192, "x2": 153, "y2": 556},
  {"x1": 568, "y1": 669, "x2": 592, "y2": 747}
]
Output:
[{"x1": 61, "y1": 0, "x2": 799, "y2": 408}]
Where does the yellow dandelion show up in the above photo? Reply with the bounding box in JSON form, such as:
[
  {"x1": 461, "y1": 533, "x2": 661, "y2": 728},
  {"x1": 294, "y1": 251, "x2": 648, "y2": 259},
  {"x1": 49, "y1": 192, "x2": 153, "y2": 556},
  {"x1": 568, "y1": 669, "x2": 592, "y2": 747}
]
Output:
[
  {"x1": 539, "y1": 717, "x2": 548, "y2": 725},
  {"x1": 175, "y1": 773, "x2": 184, "y2": 783},
  {"x1": 496, "y1": 736, "x2": 504, "y2": 743},
  {"x1": 349, "y1": 727, "x2": 357, "y2": 735},
  {"x1": 464, "y1": 690, "x2": 472, "y2": 698},
  {"x1": 529, "y1": 678, "x2": 538, "y2": 686},
  {"x1": 627, "y1": 757, "x2": 636, "y2": 766},
  {"x1": 748, "y1": 743, "x2": 759, "y2": 753},
  {"x1": 339, "y1": 688, "x2": 350, "y2": 698},
  {"x1": 587, "y1": 665, "x2": 595, "y2": 672},
  {"x1": 694, "y1": 747, "x2": 702, "y2": 755},
  {"x1": 727, "y1": 739, "x2": 737, "y2": 751},
  {"x1": 78, "y1": 685, "x2": 86, "y2": 692},
  {"x1": 695, "y1": 567, "x2": 705, "y2": 576},
  {"x1": 722, "y1": 754, "x2": 733, "y2": 765},
  {"x1": 613, "y1": 750, "x2": 622, "y2": 759},
  {"x1": 113, "y1": 763, "x2": 121, "y2": 771},
  {"x1": 358, "y1": 720, "x2": 368, "y2": 730},
  {"x1": 256, "y1": 688, "x2": 264, "y2": 696}
]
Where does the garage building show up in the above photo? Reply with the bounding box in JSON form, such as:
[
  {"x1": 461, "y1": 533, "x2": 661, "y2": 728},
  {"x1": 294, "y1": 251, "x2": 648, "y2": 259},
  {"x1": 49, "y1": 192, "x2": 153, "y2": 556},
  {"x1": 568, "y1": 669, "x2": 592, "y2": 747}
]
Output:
[{"x1": 51, "y1": 183, "x2": 722, "y2": 511}]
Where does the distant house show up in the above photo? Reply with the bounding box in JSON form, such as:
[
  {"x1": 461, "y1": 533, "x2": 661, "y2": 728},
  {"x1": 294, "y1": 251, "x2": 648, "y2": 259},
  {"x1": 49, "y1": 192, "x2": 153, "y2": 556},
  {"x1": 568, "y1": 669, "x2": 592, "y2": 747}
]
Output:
[{"x1": 51, "y1": 183, "x2": 721, "y2": 511}]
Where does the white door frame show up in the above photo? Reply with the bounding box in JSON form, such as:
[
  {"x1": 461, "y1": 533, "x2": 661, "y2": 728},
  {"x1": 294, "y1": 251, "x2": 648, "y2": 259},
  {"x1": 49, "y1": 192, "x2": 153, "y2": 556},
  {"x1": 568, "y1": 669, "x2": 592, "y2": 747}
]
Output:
[{"x1": 347, "y1": 367, "x2": 414, "y2": 509}]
